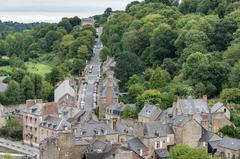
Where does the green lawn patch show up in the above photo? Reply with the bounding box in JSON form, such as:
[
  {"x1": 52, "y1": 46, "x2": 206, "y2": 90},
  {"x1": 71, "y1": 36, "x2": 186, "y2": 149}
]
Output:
[{"x1": 26, "y1": 62, "x2": 52, "y2": 76}]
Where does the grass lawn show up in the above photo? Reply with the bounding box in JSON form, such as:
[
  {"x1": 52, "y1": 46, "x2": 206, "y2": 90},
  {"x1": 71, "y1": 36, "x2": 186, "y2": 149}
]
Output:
[
  {"x1": 26, "y1": 62, "x2": 52, "y2": 76},
  {"x1": 0, "y1": 62, "x2": 52, "y2": 77}
]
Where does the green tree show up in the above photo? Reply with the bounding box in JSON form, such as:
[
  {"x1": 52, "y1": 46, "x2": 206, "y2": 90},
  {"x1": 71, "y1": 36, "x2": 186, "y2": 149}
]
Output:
[
  {"x1": 229, "y1": 62, "x2": 240, "y2": 88},
  {"x1": 58, "y1": 18, "x2": 73, "y2": 33},
  {"x1": 136, "y1": 89, "x2": 162, "y2": 111},
  {"x1": 21, "y1": 75, "x2": 35, "y2": 100},
  {"x1": 0, "y1": 118, "x2": 23, "y2": 140},
  {"x1": 220, "y1": 88, "x2": 240, "y2": 103},
  {"x1": 182, "y1": 52, "x2": 209, "y2": 79},
  {"x1": 128, "y1": 84, "x2": 144, "y2": 103},
  {"x1": 123, "y1": 106, "x2": 137, "y2": 119},
  {"x1": 150, "y1": 67, "x2": 171, "y2": 89},
  {"x1": 150, "y1": 23, "x2": 177, "y2": 64},
  {"x1": 71, "y1": 58, "x2": 85, "y2": 75},
  {"x1": 5, "y1": 80, "x2": 22, "y2": 104},
  {"x1": 115, "y1": 52, "x2": 144, "y2": 89},
  {"x1": 77, "y1": 45, "x2": 89, "y2": 59},
  {"x1": 42, "y1": 81, "x2": 54, "y2": 102},
  {"x1": 100, "y1": 47, "x2": 110, "y2": 62},
  {"x1": 46, "y1": 67, "x2": 64, "y2": 86},
  {"x1": 169, "y1": 144, "x2": 191, "y2": 159}
]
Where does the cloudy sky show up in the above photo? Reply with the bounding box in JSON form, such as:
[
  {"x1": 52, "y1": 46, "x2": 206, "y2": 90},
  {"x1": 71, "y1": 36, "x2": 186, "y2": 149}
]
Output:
[{"x1": 0, "y1": 0, "x2": 136, "y2": 23}]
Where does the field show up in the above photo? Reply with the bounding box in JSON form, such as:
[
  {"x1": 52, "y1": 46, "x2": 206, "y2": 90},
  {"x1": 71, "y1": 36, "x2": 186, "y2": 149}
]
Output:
[{"x1": 0, "y1": 62, "x2": 52, "y2": 76}]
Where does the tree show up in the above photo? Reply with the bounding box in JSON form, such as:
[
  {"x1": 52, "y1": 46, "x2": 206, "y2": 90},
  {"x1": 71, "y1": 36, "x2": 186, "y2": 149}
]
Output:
[
  {"x1": 229, "y1": 62, "x2": 240, "y2": 88},
  {"x1": 169, "y1": 144, "x2": 191, "y2": 159},
  {"x1": 182, "y1": 52, "x2": 209, "y2": 79},
  {"x1": 123, "y1": 106, "x2": 137, "y2": 119},
  {"x1": 46, "y1": 67, "x2": 64, "y2": 86},
  {"x1": 220, "y1": 125, "x2": 240, "y2": 139},
  {"x1": 44, "y1": 30, "x2": 62, "y2": 51},
  {"x1": 128, "y1": 84, "x2": 144, "y2": 103},
  {"x1": 136, "y1": 89, "x2": 162, "y2": 111},
  {"x1": 71, "y1": 58, "x2": 85, "y2": 75},
  {"x1": 100, "y1": 47, "x2": 110, "y2": 62},
  {"x1": 115, "y1": 52, "x2": 144, "y2": 89},
  {"x1": 150, "y1": 23, "x2": 177, "y2": 64},
  {"x1": 58, "y1": 18, "x2": 73, "y2": 33},
  {"x1": 21, "y1": 75, "x2": 35, "y2": 100},
  {"x1": 0, "y1": 118, "x2": 23, "y2": 140},
  {"x1": 224, "y1": 44, "x2": 240, "y2": 65},
  {"x1": 77, "y1": 45, "x2": 89, "y2": 59},
  {"x1": 42, "y1": 81, "x2": 54, "y2": 102},
  {"x1": 31, "y1": 74, "x2": 43, "y2": 99},
  {"x1": 169, "y1": 144, "x2": 214, "y2": 159},
  {"x1": 5, "y1": 80, "x2": 22, "y2": 104},
  {"x1": 220, "y1": 88, "x2": 240, "y2": 104},
  {"x1": 150, "y1": 67, "x2": 171, "y2": 89}
]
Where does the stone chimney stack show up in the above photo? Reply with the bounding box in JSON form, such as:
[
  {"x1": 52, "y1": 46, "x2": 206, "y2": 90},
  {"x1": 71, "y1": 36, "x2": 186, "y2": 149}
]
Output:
[
  {"x1": 202, "y1": 95, "x2": 208, "y2": 102},
  {"x1": 26, "y1": 99, "x2": 43, "y2": 108}
]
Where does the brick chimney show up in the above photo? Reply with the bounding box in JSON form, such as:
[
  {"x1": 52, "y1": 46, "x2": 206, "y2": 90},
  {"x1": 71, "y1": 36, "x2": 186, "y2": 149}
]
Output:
[
  {"x1": 202, "y1": 95, "x2": 208, "y2": 102},
  {"x1": 26, "y1": 99, "x2": 43, "y2": 108},
  {"x1": 42, "y1": 102, "x2": 59, "y2": 116}
]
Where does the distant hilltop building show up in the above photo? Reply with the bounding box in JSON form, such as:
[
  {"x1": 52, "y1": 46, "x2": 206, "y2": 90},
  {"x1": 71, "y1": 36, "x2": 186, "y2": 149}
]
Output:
[{"x1": 81, "y1": 17, "x2": 95, "y2": 25}]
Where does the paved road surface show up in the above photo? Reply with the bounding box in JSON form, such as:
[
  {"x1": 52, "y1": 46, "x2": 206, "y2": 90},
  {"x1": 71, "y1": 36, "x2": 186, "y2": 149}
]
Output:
[
  {"x1": 0, "y1": 138, "x2": 39, "y2": 158},
  {"x1": 79, "y1": 27, "x2": 102, "y2": 111}
]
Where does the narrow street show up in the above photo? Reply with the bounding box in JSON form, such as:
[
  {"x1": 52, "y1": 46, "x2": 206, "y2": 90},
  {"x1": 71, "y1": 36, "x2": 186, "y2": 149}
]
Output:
[{"x1": 79, "y1": 27, "x2": 102, "y2": 111}]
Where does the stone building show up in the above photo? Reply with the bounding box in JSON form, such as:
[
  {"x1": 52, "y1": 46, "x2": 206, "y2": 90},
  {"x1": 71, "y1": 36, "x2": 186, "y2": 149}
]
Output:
[
  {"x1": 138, "y1": 104, "x2": 162, "y2": 123},
  {"x1": 216, "y1": 137, "x2": 240, "y2": 159},
  {"x1": 143, "y1": 121, "x2": 174, "y2": 157},
  {"x1": 211, "y1": 102, "x2": 230, "y2": 120},
  {"x1": 128, "y1": 137, "x2": 149, "y2": 159},
  {"x1": 171, "y1": 115, "x2": 202, "y2": 147},
  {"x1": 98, "y1": 70, "x2": 119, "y2": 118},
  {"x1": 54, "y1": 79, "x2": 77, "y2": 107},
  {"x1": 40, "y1": 131, "x2": 89, "y2": 159},
  {"x1": 75, "y1": 120, "x2": 119, "y2": 144},
  {"x1": 23, "y1": 101, "x2": 58, "y2": 147},
  {"x1": 39, "y1": 116, "x2": 71, "y2": 142}
]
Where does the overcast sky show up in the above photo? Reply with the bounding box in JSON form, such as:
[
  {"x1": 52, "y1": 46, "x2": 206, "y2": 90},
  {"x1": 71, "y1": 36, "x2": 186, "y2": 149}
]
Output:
[{"x1": 0, "y1": 0, "x2": 136, "y2": 23}]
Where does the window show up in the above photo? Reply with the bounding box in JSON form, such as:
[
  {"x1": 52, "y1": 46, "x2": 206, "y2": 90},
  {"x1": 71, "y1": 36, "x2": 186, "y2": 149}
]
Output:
[
  {"x1": 224, "y1": 108, "x2": 227, "y2": 112},
  {"x1": 155, "y1": 141, "x2": 160, "y2": 149}
]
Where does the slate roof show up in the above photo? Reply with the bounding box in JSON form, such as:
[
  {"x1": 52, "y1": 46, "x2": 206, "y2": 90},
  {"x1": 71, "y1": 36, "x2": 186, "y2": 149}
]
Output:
[
  {"x1": 115, "y1": 122, "x2": 133, "y2": 135},
  {"x1": 209, "y1": 140, "x2": 221, "y2": 150},
  {"x1": 171, "y1": 115, "x2": 189, "y2": 127},
  {"x1": 218, "y1": 137, "x2": 240, "y2": 151},
  {"x1": 41, "y1": 116, "x2": 71, "y2": 131},
  {"x1": 75, "y1": 121, "x2": 116, "y2": 137},
  {"x1": 23, "y1": 103, "x2": 43, "y2": 116},
  {"x1": 106, "y1": 103, "x2": 125, "y2": 112},
  {"x1": 144, "y1": 121, "x2": 173, "y2": 138},
  {"x1": 0, "y1": 83, "x2": 7, "y2": 92},
  {"x1": 157, "y1": 108, "x2": 173, "y2": 123},
  {"x1": 75, "y1": 138, "x2": 89, "y2": 146},
  {"x1": 178, "y1": 96, "x2": 209, "y2": 115},
  {"x1": 0, "y1": 76, "x2": 7, "y2": 82},
  {"x1": 54, "y1": 79, "x2": 75, "y2": 103},
  {"x1": 128, "y1": 138, "x2": 148, "y2": 156},
  {"x1": 138, "y1": 104, "x2": 160, "y2": 118},
  {"x1": 155, "y1": 149, "x2": 169, "y2": 158},
  {"x1": 199, "y1": 128, "x2": 215, "y2": 142},
  {"x1": 211, "y1": 102, "x2": 226, "y2": 113}
]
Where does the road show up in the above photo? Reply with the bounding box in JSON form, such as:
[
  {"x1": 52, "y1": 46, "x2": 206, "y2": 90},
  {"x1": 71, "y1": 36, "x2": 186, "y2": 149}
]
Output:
[
  {"x1": 79, "y1": 27, "x2": 102, "y2": 111},
  {"x1": 0, "y1": 138, "x2": 39, "y2": 158}
]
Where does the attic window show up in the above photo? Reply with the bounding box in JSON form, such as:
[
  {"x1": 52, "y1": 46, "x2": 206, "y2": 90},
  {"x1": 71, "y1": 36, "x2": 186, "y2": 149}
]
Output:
[{"x1": 224, "y1": 108, "x2": 226, "y2": 112}]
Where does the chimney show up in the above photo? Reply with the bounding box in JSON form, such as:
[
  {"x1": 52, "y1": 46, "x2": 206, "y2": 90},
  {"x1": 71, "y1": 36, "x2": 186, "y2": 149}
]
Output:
[
  {"x1": 202, "y1": 95, "x2": 208, "y2": 102},
  {"x1": 26, "y1": 99, "x2": 43, "y2": 108}
]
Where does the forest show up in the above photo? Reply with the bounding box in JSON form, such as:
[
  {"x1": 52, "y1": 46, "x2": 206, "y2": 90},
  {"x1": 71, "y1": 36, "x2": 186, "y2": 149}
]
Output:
[
  {"x1": 0, "y1": 16, "x2": 96, "y2": 105},
  {"x1": 101, "y1": 0, "x2": 240, "y2": 136}
]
